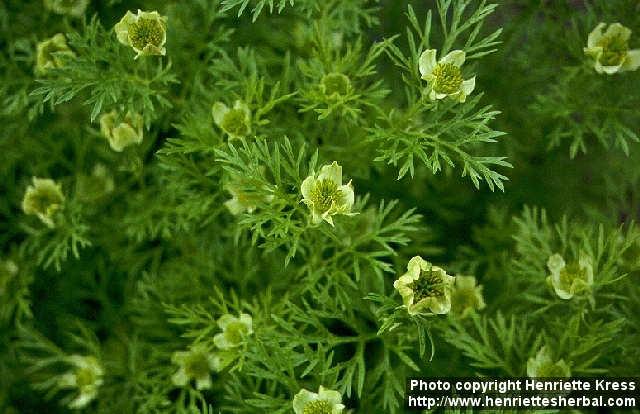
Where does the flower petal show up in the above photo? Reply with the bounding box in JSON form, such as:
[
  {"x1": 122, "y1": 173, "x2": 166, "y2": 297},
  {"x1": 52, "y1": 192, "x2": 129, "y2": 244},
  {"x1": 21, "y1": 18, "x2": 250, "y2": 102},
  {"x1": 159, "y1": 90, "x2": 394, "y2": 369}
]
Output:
[
  {"x1": 301, "y1": 175, "x2": 316, "y2": 201},
  {"x1": 114, "y1": 11, "x2": 136, "y2": 46},
  {"x1": 239, "y1": 313, "x2": 253, "y2": 334},
  {"x1": 418, "y1": 49, "x2": 437, "y2": 78},
  {"x1": 461, "y1": 76, "x2": 476, "y2": 96},
  {"x1": 69, "y1": 391, "x2": 95, "y2": 409},
  {"x1": 217, "y1": 314, "x2": 236, "y2": 330},
  {"x1": 604, "y1": 22, "x2": 631, "y2": 43},
  {"x1": 622, "y1": 49, "x2": 640, "y2": 72},
  {"x1": 323, "y1": 214, "x2": 335, "y2": 226},
  {"x1": 234, "y1": 100, "x2": 251, "y2": 120},
  {"x1": 440, "y1": 49, "x2": 466, "y2": 67},
  {"x1": 318, "y1": 386, "x2": 343, "y2": 405},
  {"x1": 407, "y1": 256, "x2": 428, "y2": 275},
  {"x1": 586, "y1": 22, "x2": 606, "y2": 48},
  {"x1": 171, "y1": 368, "x2": 189, "y2": 386},
  {"x1": 546, "y1": 254, "x2": 565, "y2": 273},
  {"x1": 293, "y1": 389, "x2": 318, "y2": 414},
  {"x1": 212, "y1": 102, "x2": 230, "y2": 126},
  {"x1": 599, "y1": 63, "x2": 623, "y2": 75},
  {"x1": 429, "y1": 295, "x2": 451, "y2": 314},
  {"x1": 339, "y1": 182, "x2": 354, "y2": 210},
  {"x1": 214, "y1": 332, "x2": 231, "y2": 349},
  {"x1": 195, "y1": 375, "x2": 212, "y2": 390},
  {"x1": 225, "y1": 197, "x2": 245, "y2": 215},
  {"x1": 318, "y1": 161, "x2": 342, "y2": 185}
]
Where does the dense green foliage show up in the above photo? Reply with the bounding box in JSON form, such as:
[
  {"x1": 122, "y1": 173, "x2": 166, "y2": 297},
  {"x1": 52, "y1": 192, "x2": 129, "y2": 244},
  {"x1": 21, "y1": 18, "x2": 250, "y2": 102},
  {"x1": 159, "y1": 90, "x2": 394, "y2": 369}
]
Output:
[{"x1": 1, "y1": 0, "x2": 639, "y2": 413}]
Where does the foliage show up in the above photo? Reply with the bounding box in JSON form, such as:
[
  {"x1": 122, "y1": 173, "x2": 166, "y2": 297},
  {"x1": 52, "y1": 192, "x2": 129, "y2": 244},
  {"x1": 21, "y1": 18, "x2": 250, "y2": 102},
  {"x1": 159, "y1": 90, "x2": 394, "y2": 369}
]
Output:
[{"x1": 1, "y1": 0, "x2": 639, "y2": 413}]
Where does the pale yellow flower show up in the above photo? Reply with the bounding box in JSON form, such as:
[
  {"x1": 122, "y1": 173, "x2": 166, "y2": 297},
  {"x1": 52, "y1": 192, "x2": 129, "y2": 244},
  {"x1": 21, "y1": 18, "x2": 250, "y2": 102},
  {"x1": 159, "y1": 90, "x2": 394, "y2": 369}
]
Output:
[
  {"x1": 584, "y1": 23, "x2": 640, "y2": 74},
  {"x1": 301, "y1": 162, "x2": 355, "y2": 226},
  {"x1": 22, "y1": 177, "x2": 65, "y2": 227},
  {"x1": 171, "y1": 345, "x2": 220, "y2": 390},
  {"x1": 213, "y1": 314, "x2": 253, "y2": 350},
  {"x1": 419, "y1": 49, "x2": 475, "y2": 102},
  {"x1": 293, "y1": 386, "x2": 345, "y2": 414},
  {"x1": 59, "y1": 355, "x2": 104, "y2": 409},
  {"x1": 212, "y1": 100, "x2": 252, "y2": 139},
  {"x1": 36, "y1": 33, "x2": 75, "y2": 74},
  {"x1": 99, "y1": 110, "x2": 144, "y2": 152},
  {"x1": 546, "y1": 253, "x2": 593, "y2": 300},
  {"x1": 115, "y1": 10, "x2": 167, "y2": 59},
  {"x1": 527, "y1": 346, "x2": 571, "y2": 378},
  {"x1": 393, "y1": 256, "x2": 455, "y2": 315}
]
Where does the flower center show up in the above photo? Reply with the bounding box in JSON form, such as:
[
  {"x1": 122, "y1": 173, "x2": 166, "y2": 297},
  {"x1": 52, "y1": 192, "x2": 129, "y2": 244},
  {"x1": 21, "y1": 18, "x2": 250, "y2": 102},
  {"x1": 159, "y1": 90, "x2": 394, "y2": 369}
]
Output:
[
  {"x1": 303, "y1": 399, "x2": 333, "y2": 414},
  {"x1": 597, "y1": 34, "x2": 629, "y2": 66},
  {"x1": 224, "y1": 321, "x2": 249, "y2": 346},
  {"x1": 321, "y1": 73, "x2": 351, "y2": 96},
  {"x1": 31, "y1": 190, "x2": 63, "y2": 215},
  {"x1": 410, "y1": 269, "x2": 445, "y2": 301},
  {"x1": 184, "y1": 352, "x2": 211, "y2": 379},
  {"x1": 221, "y1": 109, "x2": 249, "y2": 137},
  {"x1": 431, "y1": 63, "x2": 463, "y2": 94},
  {"x1": 129, "y1": 18, "x2": 164, "y2": 51},
  {"x1": 75, "y1": 367, "x2": 97, "y2": 388},
  {"x1": 310, "y1": 179, "x2": 342, "y2": 212},
  {"x1": 559, "y1": 263, "x2": 585, "y2": 289}
]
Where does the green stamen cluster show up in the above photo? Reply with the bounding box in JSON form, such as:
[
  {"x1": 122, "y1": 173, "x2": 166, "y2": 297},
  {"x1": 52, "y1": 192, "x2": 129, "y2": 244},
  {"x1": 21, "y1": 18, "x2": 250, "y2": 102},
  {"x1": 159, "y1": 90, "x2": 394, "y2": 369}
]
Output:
[
  {"x1": 75, "y1": 366, "x2": 98, "y2": 388},
  {"x1": 597, "y1": 34, "x2": 629, "y2": 66},
  {"x1": 410, "y1": 269, "x2": 444, "y2": 301},
  {"x1": 223, "y1": 322, "x2": 248, "y2": 345},
  {"x1": 221, "y1": 109, "x2": 250, "y2": 137},
  {"x1": 559, "y1": 263, "x2": 585, "y2": 287},
  {"x1": 129, "y1": 18, "x2": 164, "y2": 51},
  {"x1": 310, "y1": 179, "x2": 342, "y2": 212},
  {"x1": 303, "y1": 400, "x2": 333, "y2": 414},
  {"x1": 184, "y1": 352, "x2": 212, "y2": 379},
  {"x1": 432, "y1": 63, "x2": 463, "y2": 94}
]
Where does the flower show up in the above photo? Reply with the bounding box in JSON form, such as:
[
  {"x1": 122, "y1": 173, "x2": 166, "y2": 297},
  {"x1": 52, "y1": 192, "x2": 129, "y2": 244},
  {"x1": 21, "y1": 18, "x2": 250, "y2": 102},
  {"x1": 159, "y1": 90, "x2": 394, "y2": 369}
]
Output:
[
  {"x1": 584, "y1": 23, "x2": 640, "y2": 74},
  {"x1": 301, "y1": 161, "x2": 355, "y2": 226},
  {"x1": 115, "y1": 10, "x2": 167, "y2": 59},
  {"x1": 320, "y1": 73, "x2": 352, "y2": 98},
  {"x1": 293, "y1": 386, "x2": 345, "y2": 414},
  {"x1": 43, "y1": 0, "x2": 89, "y2": 17},
  {"x1": 393, "y1": 256, "x2": 455, "y2": 315},
  {"x1": 59, "y1": 355, "x2": 104, "y2": 409},
  {"x1": 419, "y1": 49, "x2": 475, "y2": 102},
  {"x1": 450, "y1": 275, "x2": 486, "y2": 318},
  {"x1": 0, "y1": 260, "x2": 18, "y2": 296},
  {"x1": 527, "y1": 346, "x2": 571, "y2": 378},
  {"x1": 546, "y1": 253, "x2": 593, "y2": 300},
  {"x1": 36, "y1": 33, "x2": 75, "y2": 74},
  {"x1": 211, "y1": 100, "x2": 252, "y2": 139},
  {"x1": 213, "y1": 313, "x2": 253, "y2": 350},
  {"x1": 171, "y1": 345, "x2": 221, "y2": 390},
  {"x1": 99, "y1": 110, "x2": 144, "y2": 152},
  {"x1": 22, "y1": 177, "x2": 65, "y2": 228}
]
